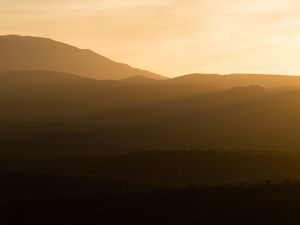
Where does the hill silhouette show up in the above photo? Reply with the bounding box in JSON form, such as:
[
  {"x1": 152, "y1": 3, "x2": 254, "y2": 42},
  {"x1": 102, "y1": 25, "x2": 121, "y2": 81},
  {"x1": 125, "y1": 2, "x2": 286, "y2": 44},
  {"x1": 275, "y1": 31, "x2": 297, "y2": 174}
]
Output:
[
  {"x1": 0, "y1": 35, "x2": 165, "y2": 80},
  {"x1": 0, "y1": 70, "x2": 215, "y2": 122},
  {"x1": 3, "y1": 36, "x2": 300, "y2": 155},
  {"x1": 173, "y1": 73, "x2": 300, "y2": 89},
  {"x1": 90, "y1": 85, "x2": 300, "y2": 152},
  {"x1": 2, "y1": 71, "x2": 300, "y2": 155}
]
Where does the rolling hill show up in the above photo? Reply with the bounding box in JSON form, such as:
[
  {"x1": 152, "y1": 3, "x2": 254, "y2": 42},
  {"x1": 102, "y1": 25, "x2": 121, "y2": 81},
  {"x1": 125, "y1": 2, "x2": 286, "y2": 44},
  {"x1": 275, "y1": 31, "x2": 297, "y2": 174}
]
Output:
[
  {"x1": 2, "y1": 44, "x2": 300, "y2": 155},
  {"x1": 2, "y1": 71, "x2": 300, "y2": 155},
  {"x1": 172, "y1": 73, "x2": 300, "y2": 89},
  {"x1": 0, "y1": 70, "x2": 216, "y2": 122}
]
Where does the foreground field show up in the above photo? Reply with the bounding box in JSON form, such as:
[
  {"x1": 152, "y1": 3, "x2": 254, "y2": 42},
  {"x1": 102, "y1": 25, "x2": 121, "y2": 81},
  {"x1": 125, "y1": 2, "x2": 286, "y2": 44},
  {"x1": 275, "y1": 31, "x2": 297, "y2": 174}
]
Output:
[{"x1": 0, "y1": 171, "x2": 299, "y2": 225}]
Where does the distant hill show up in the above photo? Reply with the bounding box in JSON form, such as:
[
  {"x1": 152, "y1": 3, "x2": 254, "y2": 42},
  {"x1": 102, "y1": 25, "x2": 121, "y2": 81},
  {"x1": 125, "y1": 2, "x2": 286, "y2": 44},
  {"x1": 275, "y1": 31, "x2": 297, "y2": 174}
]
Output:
[
  {"x1": 172, "y1": 73, "x2": 300, "y2": 89},
  {"x1": 0, "y1": 70, "x2": 215, "y2": 122},
  {"x1": 3, "y1": 71, "x2": 300, "y2": 155},
  {"x1": 3, "y1": 70, "x2": 300, "y2": 155},
  {"x1": 0, "y1": 35, "x2": 165, "y2": 80}
]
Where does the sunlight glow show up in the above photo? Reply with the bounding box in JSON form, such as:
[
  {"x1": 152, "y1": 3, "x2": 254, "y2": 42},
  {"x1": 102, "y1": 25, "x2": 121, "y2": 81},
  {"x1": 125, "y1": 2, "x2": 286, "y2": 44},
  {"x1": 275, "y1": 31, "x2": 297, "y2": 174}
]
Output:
[{"x1": 2, "y1": 0, "x2": 300, "y2": 76}]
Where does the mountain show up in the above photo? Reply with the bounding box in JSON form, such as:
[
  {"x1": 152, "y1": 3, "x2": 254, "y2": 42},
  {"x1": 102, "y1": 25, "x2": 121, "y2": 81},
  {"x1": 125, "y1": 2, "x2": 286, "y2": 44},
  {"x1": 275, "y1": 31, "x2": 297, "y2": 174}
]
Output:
[
  {"x1": 0, "y1": 35, "x2": 165, "y2": 80},
  {"x1": 172, "y1": 73, "x2": 300, "y2": 89}
]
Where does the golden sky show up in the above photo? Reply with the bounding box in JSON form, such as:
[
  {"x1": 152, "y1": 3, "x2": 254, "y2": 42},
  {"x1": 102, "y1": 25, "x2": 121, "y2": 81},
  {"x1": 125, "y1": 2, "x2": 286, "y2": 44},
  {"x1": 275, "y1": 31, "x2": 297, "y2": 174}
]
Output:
[{"x1": 2, "y1": 0, "x2": 300, "y2": 77}]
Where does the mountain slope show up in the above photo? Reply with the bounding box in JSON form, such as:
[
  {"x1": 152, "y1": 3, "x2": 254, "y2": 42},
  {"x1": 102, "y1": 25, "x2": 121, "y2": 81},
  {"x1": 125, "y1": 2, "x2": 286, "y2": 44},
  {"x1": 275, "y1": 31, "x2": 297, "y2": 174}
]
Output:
[{"x1": 0, "y1": 35, "x2": 165, "y2": 80}]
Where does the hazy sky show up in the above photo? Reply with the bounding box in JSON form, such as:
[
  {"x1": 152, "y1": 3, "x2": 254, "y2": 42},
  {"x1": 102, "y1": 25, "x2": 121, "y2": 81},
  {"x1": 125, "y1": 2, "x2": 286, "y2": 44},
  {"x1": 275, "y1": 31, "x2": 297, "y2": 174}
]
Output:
[{"x1": 2, "y1": 0, "x2": 300, "y2": 77}]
